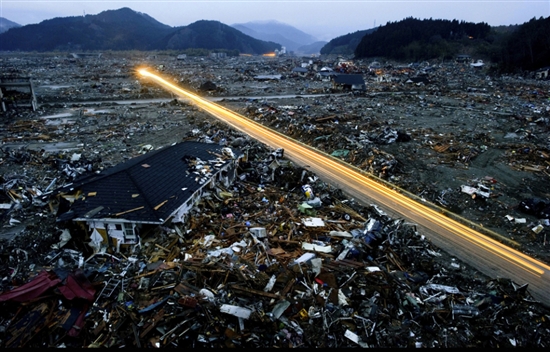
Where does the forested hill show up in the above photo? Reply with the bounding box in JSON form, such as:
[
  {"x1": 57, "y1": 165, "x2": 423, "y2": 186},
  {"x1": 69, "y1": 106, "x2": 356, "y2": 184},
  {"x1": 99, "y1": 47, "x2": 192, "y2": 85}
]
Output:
[
  {"x1": 352, "y1": 16, "x2": 550, "y2": 73},
  {"x1": 158, "y1": 20, "x2": 281, "y2": 55},
  {"x1": 0, "y1": 8, "x2": 174, "y2": 51},
  {"x1": 0, "y1": 7, "x2": 281, "y2": 55},
  {"x1": 498, "y1": 16, "x2": 550, "y2": 72},
  {"x1": 354, "y1": 17, "x2": 492, "y2": 61},
  {"x1": 320, "y1": 29, "x2": 375, "y2": 56}
]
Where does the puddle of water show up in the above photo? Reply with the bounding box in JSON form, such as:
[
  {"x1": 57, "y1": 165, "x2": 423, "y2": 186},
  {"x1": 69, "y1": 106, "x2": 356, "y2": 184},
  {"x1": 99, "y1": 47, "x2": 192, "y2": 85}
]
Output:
[
  {"x1": 2, "y1": 141, "x2": 82, "y2": 152},
  {"x1": 82, "y1": 108, "x2": 112, "y2": 114},
  {"x1": 41, "y1": 112, "x2": 74, "y2": 119},
  {"x1": 39, "y1": 85, "x2": 74, "y2": 90},
  {"x1": 40, "y1": 112, "x2": 77, "y2": 126},
  {"x1": 44, "y1": 118, "x2": 76, "y2": 126},
  {"x1": 40, "y1": 141, "x2": 82, "y2": 152}
]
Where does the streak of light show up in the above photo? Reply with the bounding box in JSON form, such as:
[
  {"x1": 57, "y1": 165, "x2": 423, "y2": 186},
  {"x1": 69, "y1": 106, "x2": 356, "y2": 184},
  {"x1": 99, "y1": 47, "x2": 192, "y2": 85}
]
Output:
[{"x1": 137, "y1": 67, "x2": 550, "y2": 277}]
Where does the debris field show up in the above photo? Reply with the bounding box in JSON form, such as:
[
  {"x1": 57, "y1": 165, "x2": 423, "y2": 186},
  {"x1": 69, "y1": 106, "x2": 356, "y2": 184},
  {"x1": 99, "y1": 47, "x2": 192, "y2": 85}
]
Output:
[{"x1": 0, "y1": 52, "x2": 549, "y2": 348}]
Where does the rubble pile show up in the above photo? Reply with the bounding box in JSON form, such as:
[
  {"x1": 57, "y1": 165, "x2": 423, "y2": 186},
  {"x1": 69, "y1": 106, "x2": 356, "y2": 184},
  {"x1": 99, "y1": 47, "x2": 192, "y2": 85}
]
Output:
[
  {"x1": 1, "y1": 132, "x2": 549, "y2": 348},
  {"x1": 1, "y1": 52, "x2": 550, "y2": 348},
  {"x1": 225, "y1": 70, "x2": 550, "y2": 263}
]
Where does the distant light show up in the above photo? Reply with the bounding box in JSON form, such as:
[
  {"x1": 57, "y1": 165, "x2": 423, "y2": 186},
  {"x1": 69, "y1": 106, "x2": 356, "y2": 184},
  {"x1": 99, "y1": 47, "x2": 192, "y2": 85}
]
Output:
[{"x1": 137, "y1": 68, "x2": 151, "y2": 77}]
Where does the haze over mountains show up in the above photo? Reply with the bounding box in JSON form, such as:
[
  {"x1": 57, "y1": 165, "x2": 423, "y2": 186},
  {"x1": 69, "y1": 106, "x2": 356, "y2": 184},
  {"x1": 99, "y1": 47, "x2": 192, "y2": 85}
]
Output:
[
  {"x1": 231, "y1": 20, "x2": 327, "y2": 54},
  {"x1": 0, "y1": 17, "x2": 20, "y2": 33}
]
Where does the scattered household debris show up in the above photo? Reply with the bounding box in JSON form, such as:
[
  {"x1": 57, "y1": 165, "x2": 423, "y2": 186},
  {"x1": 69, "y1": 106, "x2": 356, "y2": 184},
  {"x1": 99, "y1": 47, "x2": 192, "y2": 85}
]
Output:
[{"x1": 0, "y1": 52, "x2": 549, "y2": 348}]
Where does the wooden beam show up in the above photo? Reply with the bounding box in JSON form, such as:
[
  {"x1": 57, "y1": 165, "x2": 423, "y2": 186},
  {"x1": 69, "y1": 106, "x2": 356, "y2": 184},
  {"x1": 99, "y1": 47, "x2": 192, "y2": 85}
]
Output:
[
  {"x1": 115, "y1": 206, "x2": 144, "y2": 216},
  {"x1": 229, "y1": 284, "x2": 281, "y2": 299},
  {"x1": 154, "y1": 200, "x2": 168, "y2": 210}
]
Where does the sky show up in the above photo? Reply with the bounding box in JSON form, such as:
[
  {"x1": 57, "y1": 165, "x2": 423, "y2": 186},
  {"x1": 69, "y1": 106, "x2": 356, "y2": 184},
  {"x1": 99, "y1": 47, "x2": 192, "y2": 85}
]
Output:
[{"x1": 1, "y1": 0, "x2": 549, "y2": 41}]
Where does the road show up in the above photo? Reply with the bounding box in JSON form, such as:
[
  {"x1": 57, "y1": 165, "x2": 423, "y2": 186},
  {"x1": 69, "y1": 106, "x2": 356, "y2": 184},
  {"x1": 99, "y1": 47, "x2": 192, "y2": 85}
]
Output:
[{"x1": 139, "y1": 68, "x2": 550, "y2": 307}]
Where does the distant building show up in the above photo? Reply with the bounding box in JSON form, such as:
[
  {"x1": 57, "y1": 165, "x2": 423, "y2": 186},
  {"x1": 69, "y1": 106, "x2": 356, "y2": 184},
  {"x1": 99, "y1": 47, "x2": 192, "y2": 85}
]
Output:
[
  {"x1": 317, "y1": 67, "x2": 337, "y2": 81},
  {"x1": 70, "y1": 53, "x2": 102, "y2": 59},
  {"x1": 275, "y1": 46, "x2": 287, "y2": 56},
  {"x1": 292, "y1": 67, "x2": 309, "y2": 77},
  {"x1": 535, "y1": 66, "x2": 550, "y2": 80},
  {"x1": 210, "y1": 52, "x2": 227, "y2": 59},
  {"x1": 470, "y1": 59, "x2": 485, "y2": 69},
  {"x1": 456, "y1": 54, "x2": 471, "y2": 63},
  {"x1": 332, "y1": 74, "x2": 366, "y2": 91}
]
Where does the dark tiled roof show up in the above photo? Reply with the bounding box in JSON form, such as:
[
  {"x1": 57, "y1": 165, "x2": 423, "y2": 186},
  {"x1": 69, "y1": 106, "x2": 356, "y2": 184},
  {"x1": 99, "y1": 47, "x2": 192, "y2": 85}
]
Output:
[
  {"x1": 56, "y1": 141, "x2": 240, "y2": 224},
  {"x1": 333, "y1": 74, "x2": 365, "y2": 85}
]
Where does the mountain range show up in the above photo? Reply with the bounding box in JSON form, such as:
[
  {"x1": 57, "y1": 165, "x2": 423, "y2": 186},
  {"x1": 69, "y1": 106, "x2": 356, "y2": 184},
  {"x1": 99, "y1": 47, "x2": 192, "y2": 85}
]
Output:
[
  {"x1": 2, "y1": 9, "x2": 548, "y2": 76},
  {"x1": 0, "y1": 8, "x2": 327, "y2": 55},
  {"x1": 0, "y1": 17, "x2": 20, "y2": 33},
  {"x1": 231, "y1": 20, "x2": 327, "y2": 54}
]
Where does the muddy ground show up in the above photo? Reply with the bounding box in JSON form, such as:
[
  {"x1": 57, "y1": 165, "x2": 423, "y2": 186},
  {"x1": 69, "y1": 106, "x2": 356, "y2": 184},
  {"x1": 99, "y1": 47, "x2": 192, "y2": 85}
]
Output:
[
  {"x1": 1, "y1": 52, "x2": 550, "y2": 348},
  {"x1": 2, "y1": 52, "x2": 550, "y2": 264}
]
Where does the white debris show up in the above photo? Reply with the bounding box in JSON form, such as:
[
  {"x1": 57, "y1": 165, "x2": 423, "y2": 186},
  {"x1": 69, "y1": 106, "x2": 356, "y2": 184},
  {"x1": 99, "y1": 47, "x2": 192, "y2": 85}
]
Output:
[{"x1": 220, "y1": 304, "x2": 253, "y2": 319}]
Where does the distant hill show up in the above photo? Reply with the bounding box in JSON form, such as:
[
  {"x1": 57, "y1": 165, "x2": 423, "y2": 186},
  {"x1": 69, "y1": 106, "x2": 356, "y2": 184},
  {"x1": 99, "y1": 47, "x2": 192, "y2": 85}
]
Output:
[
  {"x1": 347, "y1": 16, "x2": 550, "y2": 74},
  {"x1": 159, "y1": 20, "x2": 281, "y2": 54},
  {"x1": 296, "y1": 41, "x2": 328, "y2": 56},
  {"x1": 498, "y1": 16, "x2": 550, "y2": 72},
  {"x1": 231, "y1": 20, "x2": 322, "y2": 54},
  {"x1": 320, "y1": 29, "x2": 377, "y2": 56},
  {"x1": 0, "y1": 7, "x2": 280, "y2": 54},
  {"x1": 491, "y1": 24, "x2": 521, "y2": 34},
  {"x1": 0, "y1": 8, "x2": 174, "y2": 51},
  {"x1": 0, "y1": 17, "x2": 20, "y2": 34},
  {"x1": 353, "y1": 17, "x2": 496, "y2": 61}
]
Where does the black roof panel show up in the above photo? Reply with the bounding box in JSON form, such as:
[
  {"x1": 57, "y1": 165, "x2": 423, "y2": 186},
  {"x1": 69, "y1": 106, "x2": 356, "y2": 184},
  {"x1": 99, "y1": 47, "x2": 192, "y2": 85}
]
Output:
[{"x1": 55, "y1": 141, "x2": 240, "y2": 224}]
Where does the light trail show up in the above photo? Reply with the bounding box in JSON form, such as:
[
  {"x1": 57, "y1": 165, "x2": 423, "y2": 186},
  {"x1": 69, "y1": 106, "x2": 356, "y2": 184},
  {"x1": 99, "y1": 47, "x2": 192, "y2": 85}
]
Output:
[{"x1": 137, "y1": 67, "x2": 550, "y2": 280}]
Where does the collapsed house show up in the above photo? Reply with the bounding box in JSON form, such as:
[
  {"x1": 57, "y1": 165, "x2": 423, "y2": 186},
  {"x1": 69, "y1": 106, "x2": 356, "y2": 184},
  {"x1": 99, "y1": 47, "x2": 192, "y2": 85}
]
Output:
[
  {"x1": 1, "y1": 53, "x2": 550, "y2": 348},
  {"x1": 535, "y1": 66, "x2": 550, "y2": 80},
  {"x1": 331, "y1": 74, "x2": 366, "y2": 91},
  {"x1": 0, "y1": 76, "x2": 38, "y2": 112},
  {"x1": 50, "y1": 141, "x2": 243, "y2": 253},
  {"x1": 291, "y1": 66, "x2": 309, "y2": 78}
]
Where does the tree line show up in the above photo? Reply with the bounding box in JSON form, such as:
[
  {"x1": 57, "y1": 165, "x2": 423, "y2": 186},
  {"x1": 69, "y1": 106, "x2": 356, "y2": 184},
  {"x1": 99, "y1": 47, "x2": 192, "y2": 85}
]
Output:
[{"x1": 353, "y1": 17, "x2": 550, "y2": 73}]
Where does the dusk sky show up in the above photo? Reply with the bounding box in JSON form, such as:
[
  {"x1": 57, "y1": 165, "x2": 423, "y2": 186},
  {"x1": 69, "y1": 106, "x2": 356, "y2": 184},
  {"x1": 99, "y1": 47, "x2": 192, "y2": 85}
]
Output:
[{"x1": 1, "y1": 0, "x2": 549, "y2": 41}]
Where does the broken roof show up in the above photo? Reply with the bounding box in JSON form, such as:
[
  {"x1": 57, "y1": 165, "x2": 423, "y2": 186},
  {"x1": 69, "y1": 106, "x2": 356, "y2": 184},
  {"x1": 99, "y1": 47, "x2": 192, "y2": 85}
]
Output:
[
  {"x1": 53, "y1": 141, "x2": 241, "y2": 224},
  {"x1": 333, "y1": 74, "x2": 365, "y2": 85}
]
